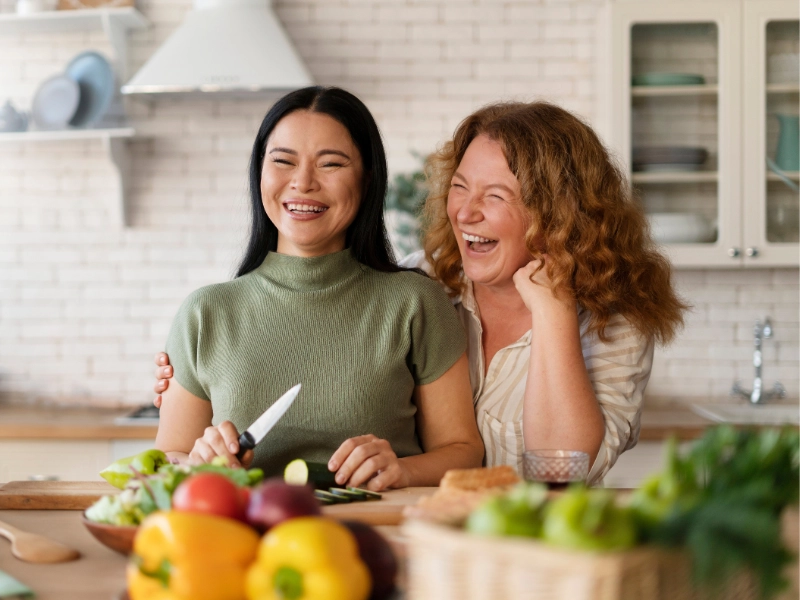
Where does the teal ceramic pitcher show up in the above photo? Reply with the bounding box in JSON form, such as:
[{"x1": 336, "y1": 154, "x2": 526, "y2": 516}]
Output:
[{"x1": 775, "y1": 113, "x2": 800, "y2": 172}]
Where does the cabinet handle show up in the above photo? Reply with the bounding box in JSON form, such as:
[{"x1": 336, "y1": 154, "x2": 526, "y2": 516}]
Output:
[
  {"x1": 746, "y1": 247, "x2": 759, "y2": 258},
  {"x1": 728, "y1": 247, "x2": 741, "y2": 258}
]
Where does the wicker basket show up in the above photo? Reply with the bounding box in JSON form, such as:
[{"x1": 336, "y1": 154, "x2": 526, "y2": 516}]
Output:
[{"x1": 402, "y1": 519, "x2": 758, "y2": 600}]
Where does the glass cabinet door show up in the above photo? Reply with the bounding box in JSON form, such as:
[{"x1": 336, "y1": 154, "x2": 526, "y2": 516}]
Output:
[
  {"x1": 630, "y1": 23, "x2": 720, "y2": 246},
  {"x1": 743, "y1": 1, "x2": 799, "y2": 265},
  {"x1": 610, "y1": 1, "x2": 742, "y2": 267}
]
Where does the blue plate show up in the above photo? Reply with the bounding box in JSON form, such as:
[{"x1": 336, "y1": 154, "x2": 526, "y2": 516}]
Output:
[
  {"x1": 65, "y1": 51, "x2": 115, "y2": 127},
  {"x1": 31, "y1": 74, "x2": 80, "y2": 130}
]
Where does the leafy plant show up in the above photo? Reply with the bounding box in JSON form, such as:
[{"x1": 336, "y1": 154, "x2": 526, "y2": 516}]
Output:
[
  {"x1": 642, "y1": 425, "x2": 799, "y2": 599},
  {"x1": 385, "y1": 155, "x2": 428, "y2": 257},
  {"x1": 386, "y1": 169, "x2": 427, "y2": 215}
]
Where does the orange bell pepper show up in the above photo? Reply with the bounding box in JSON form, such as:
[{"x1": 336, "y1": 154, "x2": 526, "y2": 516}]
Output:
[{"x1": 127, "y1": 511, "x2": 259, "y2": 600}]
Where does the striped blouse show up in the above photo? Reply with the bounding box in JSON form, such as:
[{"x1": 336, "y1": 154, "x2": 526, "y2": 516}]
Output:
[{"x1": 401, "y1": 251, "x2": 654, "y2": 485}]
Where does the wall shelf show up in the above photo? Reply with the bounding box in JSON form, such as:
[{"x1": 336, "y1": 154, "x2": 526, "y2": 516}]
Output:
[
  {"x1": 0, "y1": 7, "x2": 146, "y2": 32},
  {"x1": 0, "y1": 127, "x2": 133, "y2": 142},
  {"x1": 0, "y1": 127, "x2": 136, "y2": 227},
  {"x1": 766, "y1": 83, "x2": 800, "y2": 93},
  {"x1": 631, "y1": 84, "x2": 718, "y2": 97},
  {"x1": 0, "y1": 7, "x2": 149, "y2": 227},
  {"x1": 0, "y1": 7, "x2": 148, "y2": 81},
  {"x1": 767, "y1": 171, "x2": 800, "y2": 181},
  {"x1": 632, "y1": 171, "x2": 719, "y2": 184}
]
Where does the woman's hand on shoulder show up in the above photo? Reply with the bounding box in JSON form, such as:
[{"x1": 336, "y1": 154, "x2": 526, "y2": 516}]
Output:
[
  {"x1": 153, "y1": 352, "x2": 173, "y2": 409},
  {"x1": 513, "y1": 257, "x2": 575, "y2": 316},
  {"x1": 187, "y1": 421, "x2": 254, "y2": 469},
  {"x1": 328, "y1": 435, "x2": 410, "y2": 492}
]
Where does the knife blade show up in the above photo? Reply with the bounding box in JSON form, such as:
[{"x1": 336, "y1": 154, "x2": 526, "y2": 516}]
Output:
[{"x1": 236, "y1": 384, "x2": 301, "y2": 460}]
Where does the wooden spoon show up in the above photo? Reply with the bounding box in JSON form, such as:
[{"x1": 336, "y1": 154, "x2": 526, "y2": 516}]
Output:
[{"x1": 0, "y1": 519, "x2": 80, "y2": 563}]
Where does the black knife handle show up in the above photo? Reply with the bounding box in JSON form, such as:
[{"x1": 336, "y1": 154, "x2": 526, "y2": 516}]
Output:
[{"x1": 236, "y1": 431, "x2": 256, "y2": 461}]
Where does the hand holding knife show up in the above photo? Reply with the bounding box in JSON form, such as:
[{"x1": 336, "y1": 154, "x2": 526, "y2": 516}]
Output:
[{"x1": 236, "y1": 383, "x2": 301, "y2": 461}]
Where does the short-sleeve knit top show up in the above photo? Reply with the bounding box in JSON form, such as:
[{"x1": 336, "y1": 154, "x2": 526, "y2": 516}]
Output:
[{"x1": 165, "y1": 249, "x2": 467, "y2": 477}]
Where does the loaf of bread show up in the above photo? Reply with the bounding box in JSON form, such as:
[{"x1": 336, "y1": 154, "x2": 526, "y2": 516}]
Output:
[{"x1": 440, "y1": 465, "x2": 520, "y2": 491}]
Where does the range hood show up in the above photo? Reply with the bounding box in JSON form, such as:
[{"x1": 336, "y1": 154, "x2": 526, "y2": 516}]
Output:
[{"x1": 122, "y1": 0, "x2": 313, "y2": 96}]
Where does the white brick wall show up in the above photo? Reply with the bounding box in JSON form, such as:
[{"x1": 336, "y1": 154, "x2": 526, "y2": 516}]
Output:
[
  {"x1": 647, "y1": 269, "x2": 799, "y2": 400},
  {"x1": 0, "y1": 0, "x2": 797, "y2": 407}
]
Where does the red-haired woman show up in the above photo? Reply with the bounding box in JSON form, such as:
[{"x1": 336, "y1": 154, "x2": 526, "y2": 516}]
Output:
[{"x1": 404, "y1": 101, "x2": 687, "y2": 484}]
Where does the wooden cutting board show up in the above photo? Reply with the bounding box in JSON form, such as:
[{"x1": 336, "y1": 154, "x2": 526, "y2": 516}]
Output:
[
  {"x1": 321, "y1": 487, "x2": 435, "y2": 525},
  {"x1": 0, "y1": 481, "x2": 119, "y2": 510},
  {"x1": 0, "y1": 481, "x2": 435, "y2": 525}
]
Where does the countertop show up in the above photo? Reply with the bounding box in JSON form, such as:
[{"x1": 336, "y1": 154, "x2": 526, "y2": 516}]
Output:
[
  {"x1": 0, "y1": 399, "x2": 715, "y2": 441},
  {"x1": 0, "y1": 398, "x2": 795, "y2": 442},
  {"x1": 0, "y1": 509, "x2": 128, "y2": 600},
  {"x1": 0, "y1": 405, "x2": 158, "y2": 440}
]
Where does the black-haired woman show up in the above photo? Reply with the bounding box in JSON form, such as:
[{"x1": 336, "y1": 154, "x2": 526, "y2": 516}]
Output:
[{"x1": 154, "y1": 87, "x2": 484, "y2": 491}]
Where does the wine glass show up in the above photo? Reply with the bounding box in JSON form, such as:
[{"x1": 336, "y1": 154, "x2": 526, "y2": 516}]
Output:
[{"x1": 522, "y1": 449, "x2": 590, "y2": 490}]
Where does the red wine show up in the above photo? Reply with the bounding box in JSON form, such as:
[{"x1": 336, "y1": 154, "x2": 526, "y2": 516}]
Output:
[{"x1": 546, "y1": 481, "x2": 569, "y2": 491}]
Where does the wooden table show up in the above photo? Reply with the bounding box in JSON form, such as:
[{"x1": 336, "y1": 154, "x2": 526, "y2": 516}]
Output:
[{"x1": 0, "y1": 483, "x2": 435, "y2": 600}]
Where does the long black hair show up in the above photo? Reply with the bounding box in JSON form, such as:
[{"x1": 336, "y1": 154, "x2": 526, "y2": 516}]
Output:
[{"x1": 237, "y1": 86, "x2": 401, "y2": 277}]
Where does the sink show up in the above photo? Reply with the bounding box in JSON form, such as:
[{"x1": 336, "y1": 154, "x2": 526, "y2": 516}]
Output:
[{"x1": 691, "y1": 403, "x2": 800, "y2": 426}]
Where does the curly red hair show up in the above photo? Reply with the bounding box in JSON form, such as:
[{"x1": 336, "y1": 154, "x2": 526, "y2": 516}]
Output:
[{"x1": 422, "y1": 101, "x2": 688, "y2": 345}]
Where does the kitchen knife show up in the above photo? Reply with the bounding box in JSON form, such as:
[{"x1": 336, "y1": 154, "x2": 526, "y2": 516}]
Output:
[{"x1": 236, "y1": 384, "x2": 301, "y2": 460}]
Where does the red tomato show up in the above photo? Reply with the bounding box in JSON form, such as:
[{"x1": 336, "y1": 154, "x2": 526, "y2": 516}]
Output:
[
  {"x1": 238, "y1": 486, "x2": 251, "y2": 510},
  {"x1": 172, "y1": 473, "x2": 246, "y2": 521}
]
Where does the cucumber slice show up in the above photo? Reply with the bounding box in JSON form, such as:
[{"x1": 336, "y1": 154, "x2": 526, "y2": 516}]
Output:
[
  {"x1": 314, "y1": 489, "x2": 351, "y2": 504},
  {"x1": 313, "y1": 493, "x2": 337, "y2": 505},
  {"x1": 329, "y1": 487, "x2": 368, "y2": 501},
  {"x1": 347, "y1": 486, "x2": 382, "y2": 500},
  {"x1": 284, "y1": 459, "x2": 337, "y2": 489}
]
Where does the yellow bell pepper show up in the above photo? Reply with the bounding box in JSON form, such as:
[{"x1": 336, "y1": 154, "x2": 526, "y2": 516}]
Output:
[
  {"x1": 127, "y1": 511, "x2": 260, "y2": 600},
  {"x1": 245, "y1": 517, "x2": 371, "y2": 600}
]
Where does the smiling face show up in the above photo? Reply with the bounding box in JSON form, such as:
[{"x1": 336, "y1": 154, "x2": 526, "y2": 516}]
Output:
[
  {"x1": 261, "y1": 110, "x2": 364, "y2": 257},
  {"x1": 447, "y1": 135, "x2": 533, "y2": 288}
]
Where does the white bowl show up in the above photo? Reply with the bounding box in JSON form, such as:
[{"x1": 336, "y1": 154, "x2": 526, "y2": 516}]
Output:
[
  {"x1": 768, "y1": 53, "x2": 800, "y2": 84},
  {"x1": 647, "y1": 212, "x2": 716, "y2": 244}
]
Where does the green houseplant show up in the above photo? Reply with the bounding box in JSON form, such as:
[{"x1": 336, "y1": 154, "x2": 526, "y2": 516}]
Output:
[{"x1": 385, "y1": 158, "x2": 427, "y2": 259}]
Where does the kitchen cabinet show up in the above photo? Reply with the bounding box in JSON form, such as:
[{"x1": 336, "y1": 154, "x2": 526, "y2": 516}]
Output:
[
  {"x1": 0, "y1": 7, "x2": 149, "y2": 226},
  {"x1": 0, "y1": 439, "x2": 153, "y2": 482},
  {"x1": 607, "y1": 0, "x2": 799, "y2": 267}
]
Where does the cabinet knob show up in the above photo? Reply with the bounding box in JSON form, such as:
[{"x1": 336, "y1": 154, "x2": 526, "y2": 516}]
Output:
[
  {"x1": 746, "y1": 247, "x2": 759, "y2": 257},
  {"x1": 728, "y1": 247, "x2": 741, "y2": 258}
]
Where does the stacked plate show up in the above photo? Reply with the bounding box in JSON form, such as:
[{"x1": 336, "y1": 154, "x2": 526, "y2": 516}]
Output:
[
  {"x1": 31, "y1": 51, "x2": 116, "y2": 130},
  {"x1": 632, "y1": 73, "x2": 705, "y2": 86},
  {"x1": 632, "y1": 146, "x2": 708, "y2": 172}
]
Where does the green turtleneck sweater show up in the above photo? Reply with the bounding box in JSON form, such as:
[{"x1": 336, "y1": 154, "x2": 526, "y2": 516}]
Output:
[{"x1": 165, "y1": 249, "x2": 467, "y2": 477}]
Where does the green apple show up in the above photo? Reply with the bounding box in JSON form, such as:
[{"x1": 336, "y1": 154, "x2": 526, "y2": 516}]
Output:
[
  {"x1": 465, "y1": 483, "x2": 548, "y2": 538},
  {"x1": 542, "y1": 487, "x2": 636, "y2": 551}
]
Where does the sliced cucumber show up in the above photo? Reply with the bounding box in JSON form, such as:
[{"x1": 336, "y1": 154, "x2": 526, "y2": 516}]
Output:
[
  {"x1": 284, "y1": 459, "x2": 337, "y2": 489},
  {"x1": 313, "y1": 492, "x2": 337, "y2": 505},
  {"x1": 314, "y1": 489, "x2": 351, "y2": 504},
  {"x1": 329, "y1": 487, "x2": 368, "y2": 501},
  {"x1": 347, "y1": 486, "x2": 382, "y2": 500}
]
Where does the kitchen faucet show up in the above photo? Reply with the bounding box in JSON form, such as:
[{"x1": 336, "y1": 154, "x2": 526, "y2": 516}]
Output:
[{"x1": 731, "y1": 317, "x2": 786, "y2": 404}]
